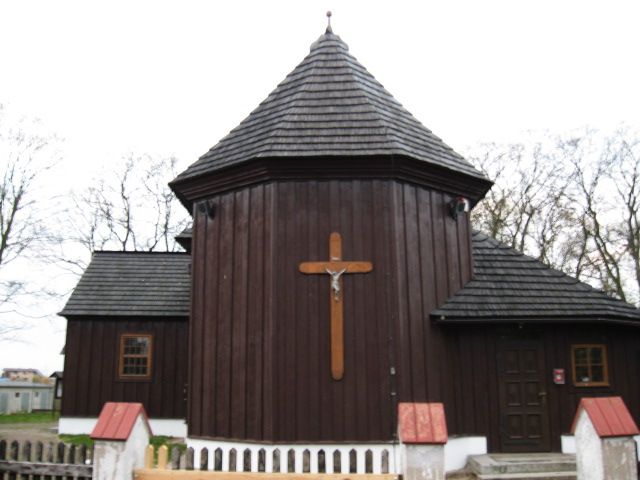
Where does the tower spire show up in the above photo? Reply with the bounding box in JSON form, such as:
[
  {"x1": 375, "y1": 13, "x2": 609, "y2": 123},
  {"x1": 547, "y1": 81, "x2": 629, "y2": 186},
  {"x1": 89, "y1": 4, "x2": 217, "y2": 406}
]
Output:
[{"x1": 326, "y1": 11, "x2": 332, "y2": 34}]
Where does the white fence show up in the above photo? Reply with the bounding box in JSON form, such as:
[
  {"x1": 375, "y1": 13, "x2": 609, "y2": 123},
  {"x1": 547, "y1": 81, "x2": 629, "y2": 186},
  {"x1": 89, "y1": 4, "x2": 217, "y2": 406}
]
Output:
[{"x1": 187, "y1": 439, "x2": 399, "y2": 474}]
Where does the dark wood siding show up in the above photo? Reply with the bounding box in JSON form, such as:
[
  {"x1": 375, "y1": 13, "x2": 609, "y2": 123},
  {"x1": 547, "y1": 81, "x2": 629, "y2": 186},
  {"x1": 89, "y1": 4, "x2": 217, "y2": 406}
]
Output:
[
  {"x1": 189, "y1": 179, "x2": 472, "y2": 442},
  {"x1": 439, "y1": 323, "x2": 640, "y2": 452},
  {"x1": 61, "y1": 318, "x2": 188, "y2": 419}
]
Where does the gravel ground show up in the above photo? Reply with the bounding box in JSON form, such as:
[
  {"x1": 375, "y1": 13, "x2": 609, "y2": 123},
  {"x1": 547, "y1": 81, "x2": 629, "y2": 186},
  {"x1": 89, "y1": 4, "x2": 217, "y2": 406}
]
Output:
[{"x1": 0, "y1": 421, "x2": 59, "y2": 443}]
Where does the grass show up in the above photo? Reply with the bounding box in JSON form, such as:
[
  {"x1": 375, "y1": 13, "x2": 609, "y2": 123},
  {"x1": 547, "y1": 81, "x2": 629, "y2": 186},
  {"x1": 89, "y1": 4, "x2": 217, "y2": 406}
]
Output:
[
  {"x1": 59, "y1": 434, "x2": 94, "y2": 448},
  {"x1": 0, "y1": 411, "x2": 60, "y2": 424},
  {"x1": 59, "y1": 433, "x2": 185, "y2": 453}
]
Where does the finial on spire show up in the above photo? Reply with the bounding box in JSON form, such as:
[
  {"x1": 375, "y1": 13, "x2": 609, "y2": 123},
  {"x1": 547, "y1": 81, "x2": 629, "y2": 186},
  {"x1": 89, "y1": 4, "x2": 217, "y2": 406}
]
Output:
[{"x1": 326, "y1": 11, "x2": 333, "y2": 34}]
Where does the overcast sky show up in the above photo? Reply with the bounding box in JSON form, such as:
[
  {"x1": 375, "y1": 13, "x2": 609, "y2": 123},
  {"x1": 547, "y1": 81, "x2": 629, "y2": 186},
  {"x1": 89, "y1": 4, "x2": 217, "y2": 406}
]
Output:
[{"x1": 1, "y1": 0, "x2": 639, "y2": 375}]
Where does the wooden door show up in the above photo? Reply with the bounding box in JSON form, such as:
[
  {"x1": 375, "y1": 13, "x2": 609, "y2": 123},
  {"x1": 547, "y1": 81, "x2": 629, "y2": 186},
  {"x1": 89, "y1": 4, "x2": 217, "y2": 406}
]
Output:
[{"x1": 497, "y1": 338, "x2": 550, "y2": 452}]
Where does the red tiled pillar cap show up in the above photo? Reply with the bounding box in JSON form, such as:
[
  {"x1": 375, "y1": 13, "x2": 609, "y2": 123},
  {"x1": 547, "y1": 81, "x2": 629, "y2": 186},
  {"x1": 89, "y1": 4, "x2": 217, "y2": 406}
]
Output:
[
  {"x1": 91, "y1": 402, "x2": 152, "y2": 441},
  {"x1": 571, "y1": 397, "x2": 640, "y2": 438},
  {"x1": 398, "y1": 402, "x2": 448, "y2": 444}
]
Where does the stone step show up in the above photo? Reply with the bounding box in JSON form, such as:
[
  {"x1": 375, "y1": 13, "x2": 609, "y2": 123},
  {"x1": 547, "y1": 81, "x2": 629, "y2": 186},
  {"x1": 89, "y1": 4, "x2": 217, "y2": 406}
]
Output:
[
  {"x1": 468, "y1": 454, "x2": 576, "y2": 475},
  {"x1": 475, "y1": 473, "x2": 576, "y2": 480}
]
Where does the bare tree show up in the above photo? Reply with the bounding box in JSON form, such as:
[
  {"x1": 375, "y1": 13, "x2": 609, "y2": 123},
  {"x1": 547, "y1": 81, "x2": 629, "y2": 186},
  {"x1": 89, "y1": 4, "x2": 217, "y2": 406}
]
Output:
[
  {"x1": 0, "y1": 104, "x2": 60, "y2": 337},
  {"x1": 467, "y1": 138, "x2": 576, "y2": 272},
  {"x1": 562, "y1": 128, "x2": 640, "y2": 303},
  {"x1": 57, "y1": 153, "x2": 190, "y2": 276},
  {"x1": 468, "y1": 127, "x2": 640, "y2": 305}
]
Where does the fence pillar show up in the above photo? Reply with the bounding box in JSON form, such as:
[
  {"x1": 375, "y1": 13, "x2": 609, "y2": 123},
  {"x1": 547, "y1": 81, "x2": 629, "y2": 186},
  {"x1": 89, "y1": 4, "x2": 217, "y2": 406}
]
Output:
[
  {"x1": 397, "y1": 402, "x2": 448, "y2": 480},
  {"x1": 571, "y1": 396, "x2": 639, "y2": 480},
  {"x1": 90, "y1": 402, "x2": 152, "y2": 480}
]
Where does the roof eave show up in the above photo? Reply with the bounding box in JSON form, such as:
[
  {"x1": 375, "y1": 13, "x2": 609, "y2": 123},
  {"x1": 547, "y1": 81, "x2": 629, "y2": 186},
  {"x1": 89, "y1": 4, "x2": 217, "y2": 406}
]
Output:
[
  {"x1": 170, "y1": 154, "x2": 493, "y2": 212},
  {"x1": 431, "y1": 314, "x2": 640, "y2": 327}
]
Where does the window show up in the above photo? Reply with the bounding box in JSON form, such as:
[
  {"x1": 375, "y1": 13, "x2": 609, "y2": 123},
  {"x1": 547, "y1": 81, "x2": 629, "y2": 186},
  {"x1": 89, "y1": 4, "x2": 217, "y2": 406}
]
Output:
[
  {"x1": 119, "y1": 334, "x2": 153, "y2": 380},
  {"x1": 572, "y1": 344, "x2": 609, "y2": 387}
]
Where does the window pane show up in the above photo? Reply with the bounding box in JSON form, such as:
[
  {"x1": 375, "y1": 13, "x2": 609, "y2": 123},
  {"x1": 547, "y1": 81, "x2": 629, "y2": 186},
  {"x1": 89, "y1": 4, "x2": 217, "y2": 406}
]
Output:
[
  {"x1": 590, "y1": 347, "x2": 603, "y2": 365},
  {"x1": 576, "y1": 366, "x2": 590, "y2": 383},
  {"x1": 574, "y1": 348, "x2": 588, "y2": 364},
  {"x1": 591, "y1": 365, "x2": 604, "y2": 382},
  {"x1": 124, "y1": 337, "x2": 149, "y2": 355}
]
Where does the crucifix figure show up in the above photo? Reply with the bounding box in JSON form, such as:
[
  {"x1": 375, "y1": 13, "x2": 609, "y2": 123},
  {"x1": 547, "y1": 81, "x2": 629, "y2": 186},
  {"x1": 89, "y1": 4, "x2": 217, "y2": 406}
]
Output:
[{"x1": 299, "y1": 232, "x2": 373, "y2": 380}]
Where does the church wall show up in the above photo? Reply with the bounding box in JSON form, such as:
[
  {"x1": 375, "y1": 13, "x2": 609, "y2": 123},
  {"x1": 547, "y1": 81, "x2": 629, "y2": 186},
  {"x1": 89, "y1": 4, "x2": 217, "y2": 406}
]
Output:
[
  {"x1": 440, "y1": 323, "x2": 640, "y2": 453},
  {"x1": 62, "y1": 318, "x2": 188, "y2": 419},
  {"x1": 389, "y1": 182, "x2": 473, "y2": 412},
  {"x1": 188, "y1": 178, "x2": 472, "y2": 442}
]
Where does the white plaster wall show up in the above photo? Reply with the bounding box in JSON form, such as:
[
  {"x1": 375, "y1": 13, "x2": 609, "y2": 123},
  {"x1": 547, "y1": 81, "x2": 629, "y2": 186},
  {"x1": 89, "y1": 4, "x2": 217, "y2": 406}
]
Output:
[
  {"x1": 93, "y1": 441, "x2": 126, "y2": 480},
  {"x1": 58, "y1": 416, "x2": 186, "y2": 437},
  {"x1": 563, "y1": 433, "x2": 640, "y2": 459},
  {"x1": 93, "y1": 416, "x2": 151, "y2": 480},
  {"x1": 561, "y1": 435, "x2": 576, "y2": 453},
  {"x1": 147, "y1": 419, "x2": 186, "y2": 437},
  {"x1": 444, "y1": 436, "x2": 487, "y2": 472},
  {"x1": 58, "y1": 417, "x2": 98, "y2": 434},
  {"x1": 575, "y1": 409, "x2": 604, "y2": 480},
  {"x1": 403, "y1": 444, "x2": 444, "y2": 480},
  {"x1": 601, "y1": 437, "x2": 638, "y2": 479}
]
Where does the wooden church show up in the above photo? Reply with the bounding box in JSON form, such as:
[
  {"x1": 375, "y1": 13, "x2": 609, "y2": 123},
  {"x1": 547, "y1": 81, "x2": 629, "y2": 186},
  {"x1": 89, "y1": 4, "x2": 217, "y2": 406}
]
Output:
[{"x1": 59, "y1": 24, "x2": 640, "y2": 472}]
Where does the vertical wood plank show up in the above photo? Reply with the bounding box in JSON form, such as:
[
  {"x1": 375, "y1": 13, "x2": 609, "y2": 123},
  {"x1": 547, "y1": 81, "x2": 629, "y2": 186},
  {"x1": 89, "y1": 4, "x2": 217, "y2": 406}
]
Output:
[
  {"x1": 170, "y1": 446, "x2": 180, "y2": 470},
  {"x1": 246, "y1": 185, "x2": 265, "y2": 440},
  {"x1": 158, "y1": 445, "x2": 168, "y2": 470},
  {"x1": 185, "y1": 447, "x2": 194, "y2": 470},
  {"x1": 201, "y1": 195, "x2": 217, "y2": 438},
  {"x1": 231, "y1": 189, "x2": 250, "y2": 439},
  {"x1": 262, "y1": 183, "x2": 276, "y2": 440},
  {"x1": 391, "y1": 182, "x2": 412, "y2": 404},
  {"x1": 404, "y1": 184, "x2": 427, "y2": 402},
  {"x1": 189, "y1": 206, "x2": 205, "y2": 436},
  {"x1": 215, "y1": 191, "x2": 235, "y2": 438},
  {"x1": 56, "y1": 442, "x2": 65, "y2": 464},
  {"x1": 144, "y1": 445, "x2": 154, "y2": 469},
  {"x1": 295, "y1": 181, "x2": 311, "y2": 440}
]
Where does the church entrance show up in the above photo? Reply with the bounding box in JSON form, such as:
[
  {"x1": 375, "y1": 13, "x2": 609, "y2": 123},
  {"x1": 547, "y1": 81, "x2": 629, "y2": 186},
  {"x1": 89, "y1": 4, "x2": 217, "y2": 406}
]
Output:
[{"x1": 497, "y1": 336, "x2": 551, "y2": 452}]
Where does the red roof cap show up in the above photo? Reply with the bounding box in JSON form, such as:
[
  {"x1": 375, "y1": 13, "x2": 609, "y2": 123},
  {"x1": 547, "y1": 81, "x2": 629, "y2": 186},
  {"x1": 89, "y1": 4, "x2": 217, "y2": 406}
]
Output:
[
  {"x1": 398, "y1": 402, "x2": 448, "y2": 444},
  {"x1": 90, "y1": 402, "x2": 152, "y2": 441},
  {"x1": 571, "y1": 397, "x2": 639, "y2": 438}
]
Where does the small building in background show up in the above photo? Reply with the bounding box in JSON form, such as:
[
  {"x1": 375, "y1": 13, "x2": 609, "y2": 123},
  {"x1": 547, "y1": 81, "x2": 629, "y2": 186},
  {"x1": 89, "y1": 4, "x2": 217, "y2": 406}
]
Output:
[
  {"x1": 1, "y1": 368, "x2": 44, "y2": 383},
  {"x1": 49, "y1": 371, "x2": 64, "y2": 413},
  {"x1": 0, "y1": 379, "x2": 54, "y2": 414}
]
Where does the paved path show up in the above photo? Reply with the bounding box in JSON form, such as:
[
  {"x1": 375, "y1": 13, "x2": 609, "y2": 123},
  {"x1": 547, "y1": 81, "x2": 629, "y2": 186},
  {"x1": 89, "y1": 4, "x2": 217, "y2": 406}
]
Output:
[{"x1": 0, "y1": 421, "x2": 59, "y2": 443}]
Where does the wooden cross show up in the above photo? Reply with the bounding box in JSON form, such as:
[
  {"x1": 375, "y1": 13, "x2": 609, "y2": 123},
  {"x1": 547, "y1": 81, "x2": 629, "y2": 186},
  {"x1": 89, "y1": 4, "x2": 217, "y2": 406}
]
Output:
[{"x1": 299, "y1": 232, "x2": 373, "y2": 380}]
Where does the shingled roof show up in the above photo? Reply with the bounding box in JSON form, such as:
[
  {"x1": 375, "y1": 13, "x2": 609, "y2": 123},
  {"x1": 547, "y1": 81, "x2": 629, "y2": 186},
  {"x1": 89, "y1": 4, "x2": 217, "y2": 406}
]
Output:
[
  {"x1": 432, "y1": 232, "x2": 640, "y2": 325},
  {"x1": 173, "y1": 29, "x2": 486, "y2": 184},
  {"x1": 60, "y1": 252, "x2": 190, "y2": 318}
]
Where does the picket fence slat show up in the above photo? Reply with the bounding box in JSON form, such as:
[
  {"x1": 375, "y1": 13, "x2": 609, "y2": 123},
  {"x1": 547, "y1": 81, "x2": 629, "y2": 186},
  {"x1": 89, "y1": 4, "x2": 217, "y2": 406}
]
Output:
[
  {"x1": 0, "y1": 439, "x2": 92, "y2": 479},
  {"x1": 0, "y1": 460, "x2": 92, "y2": 476}
]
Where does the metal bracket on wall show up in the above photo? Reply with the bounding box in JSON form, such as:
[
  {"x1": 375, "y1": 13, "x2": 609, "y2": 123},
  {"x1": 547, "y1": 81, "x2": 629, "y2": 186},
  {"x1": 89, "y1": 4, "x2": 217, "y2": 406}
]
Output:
[{"x1": 198, "y1": 199, "x2": 216, "y2": 219}]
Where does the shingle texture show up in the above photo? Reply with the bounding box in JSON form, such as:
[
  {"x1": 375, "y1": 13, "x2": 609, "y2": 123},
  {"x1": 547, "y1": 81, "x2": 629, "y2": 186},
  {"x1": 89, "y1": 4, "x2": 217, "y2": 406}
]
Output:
[
  {"x1": 60, "y1": 252, "x2": 190, "y2": 317},
  {"x1": 174, "y1": 30, "x2": 485, "y2": 183},
  {"x1": 432, "y1": 232, "x2": 640, "y2": 323}
]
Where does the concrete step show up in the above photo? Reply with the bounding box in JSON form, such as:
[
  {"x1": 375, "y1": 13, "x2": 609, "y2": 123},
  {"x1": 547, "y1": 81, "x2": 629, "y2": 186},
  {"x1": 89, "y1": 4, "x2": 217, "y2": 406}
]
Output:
[
  {"x1": 468, "y1": 454, "x2": 576, "y2": 475},
  {"x1": 475, "y1": 473, "x2": 576, "y2": 480}
]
